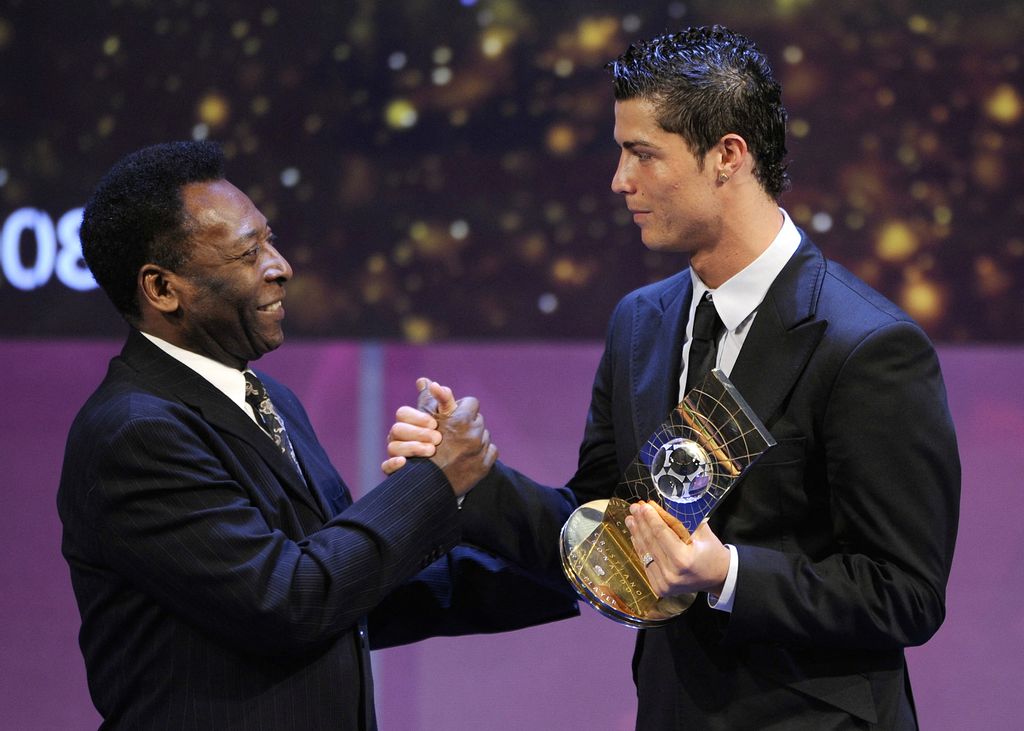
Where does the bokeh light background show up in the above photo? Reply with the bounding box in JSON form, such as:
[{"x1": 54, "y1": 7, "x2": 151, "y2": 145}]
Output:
[{"x1": 1, "y1": 0, "x2": 1021, "y2": 342}]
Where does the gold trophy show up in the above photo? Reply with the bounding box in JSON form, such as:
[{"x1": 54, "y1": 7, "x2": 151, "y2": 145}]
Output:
[{"x1": 560, "y1": 369, "x2": 775, "y2": 628}]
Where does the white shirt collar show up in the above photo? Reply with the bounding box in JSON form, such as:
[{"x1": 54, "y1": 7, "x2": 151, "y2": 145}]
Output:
[
  {"x1": 690, "y1": 208, "x2": 801, "y2": 331},
  {"x1": 139, "y1": 331, "x2": 252, "y2": 417}
]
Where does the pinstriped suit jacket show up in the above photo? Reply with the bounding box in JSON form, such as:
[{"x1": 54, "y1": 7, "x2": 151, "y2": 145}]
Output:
[{"x1": 58, "y1": 330, "x2": 576, "y2": 730}]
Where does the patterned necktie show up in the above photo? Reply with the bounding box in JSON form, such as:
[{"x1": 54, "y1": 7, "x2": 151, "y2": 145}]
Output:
[
  {"x1": 243, "y1": 371, "x2": 302, "y2": 475},
  {"x1": 684, "y1": 292, "x2": 726, "y2": 395}
]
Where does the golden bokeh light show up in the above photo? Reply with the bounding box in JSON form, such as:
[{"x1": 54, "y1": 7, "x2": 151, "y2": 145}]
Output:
[
  {"x1": 384, "y1": 98, "x2": 418, "y2": 129},
  {"x1": 900, "y1": 272, "x2": 944, "y2": 327},
  {"x1": 408, "y1": 220, "x2": 463, "y2": 258},
  {"x1": 974, "y1": 256, "x2": 1012, "y2": 297},
  {"x1": 551, "y1": 257, "x2": 595, "y2": 287},
  {"x1": 907, "y1": 15, "x2": 934, "y2": 34},
  {"x1": 971, "y1": 154, "x2": 1006, "y2": 189},
  {"x1": 773, "y1": 0, "x2": 815, "y2": 17},
  {"x1": 481, "y1": 28, "x2": 516, "y2": 58},
  {"x1": 984, "y1": 83, "x2": 1023, "y2": 125},
  {"x1": 577, "y1": 16, "x2": 618, "y2": 53},
  {"x1": 876, "y1": 221, "x2": 918, "y2": 263},
  {"x1": 517, "y1": 234, "x2": 548, "y2": 264},
  {"x1": 402, "y1": 316, "x2": 434, "y2": 343},
  {"x1": 197, "y1": 92, "x2": 231, "y2": 128},
  {"x1": 96, "y1": 115, "x2": 115, "y2": 137},
  {"x1": 546, "y1": 123, "x2": 577, "y2": 155}
]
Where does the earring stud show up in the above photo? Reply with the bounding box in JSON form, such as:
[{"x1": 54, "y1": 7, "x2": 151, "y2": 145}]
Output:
[{"x1": 718, "y1": 172, "x2": 730, "y2": 183}]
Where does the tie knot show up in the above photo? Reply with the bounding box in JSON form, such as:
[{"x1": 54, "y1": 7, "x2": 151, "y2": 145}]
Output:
[
  {"x1": 692, "y1": 293, "x2": 724, "y2": 342},
  {"x1": 244, "y1": 371, "x2": 273, "y2": 423},
  {"x1": 244, "y1": 370, "x2": 266, "y2": 400}
]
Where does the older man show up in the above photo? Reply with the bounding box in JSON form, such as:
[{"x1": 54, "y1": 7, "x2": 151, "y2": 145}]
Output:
[{"x1": 58, "y1": 141, "x2": 575, "y2": 730}]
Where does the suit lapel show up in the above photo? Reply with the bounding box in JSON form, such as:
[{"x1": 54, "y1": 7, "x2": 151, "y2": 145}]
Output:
[
  {"x1": 629, "y1": 272, "x2": 692, "y2": 452},
  {"x1": 628, "y1": 234, "x2": 830, "y2": 442},
  {"x1": 120, "y1": 331, "x2": 328, "y2": 521},
  {"x1": 728, "y1": 235, "x2": 828, "y2": 426}
]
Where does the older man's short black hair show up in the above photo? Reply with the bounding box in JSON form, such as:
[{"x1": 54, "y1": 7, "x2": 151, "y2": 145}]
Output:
[{"x1": 81, "y1": 140, "x2": 225, "y2": 321}]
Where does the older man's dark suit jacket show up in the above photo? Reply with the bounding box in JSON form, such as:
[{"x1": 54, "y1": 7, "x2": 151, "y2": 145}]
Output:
[
  {"x1": 464, "y1": 234, "x2": 960, "y2": 729},
  {"x1": 58, "y1": 330, "x2": 576, "y2": 730}
]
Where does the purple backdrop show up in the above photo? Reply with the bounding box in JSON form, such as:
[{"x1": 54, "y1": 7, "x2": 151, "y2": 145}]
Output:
[{"x1": 1, "y1": 339, "x2": 1020, "y2": 729}]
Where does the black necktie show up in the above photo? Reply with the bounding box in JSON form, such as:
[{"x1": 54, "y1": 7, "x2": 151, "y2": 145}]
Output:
[
  {"x1": 243, "y1": 371, "x2": 302, "y2": 475},
  {"x1": 684, "y1": 292, "x2": 726, "y2": 395}
]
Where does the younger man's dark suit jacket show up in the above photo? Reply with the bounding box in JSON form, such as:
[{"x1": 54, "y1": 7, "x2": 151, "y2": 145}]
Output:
[
  {"x1": 58, "y1": 330, "x2": 576, "y2": 730},
  {"x1": 463, "y1": 234, "x2": 960, "y2": 729}
]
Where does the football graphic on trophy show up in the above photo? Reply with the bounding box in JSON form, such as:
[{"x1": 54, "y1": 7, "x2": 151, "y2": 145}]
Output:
[{"x1": 651, "y1": 438, "x2": 712, "y2": 504}]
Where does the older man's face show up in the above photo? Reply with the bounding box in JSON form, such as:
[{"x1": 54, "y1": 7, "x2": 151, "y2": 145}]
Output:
[{"x1": 172, "y1": 179, "x2": 292, "y2": 369}]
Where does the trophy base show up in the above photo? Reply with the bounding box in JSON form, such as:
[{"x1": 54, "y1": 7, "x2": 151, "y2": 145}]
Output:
[{"x1": 560, "y1": 498, "x2": 696, "y2": 628}]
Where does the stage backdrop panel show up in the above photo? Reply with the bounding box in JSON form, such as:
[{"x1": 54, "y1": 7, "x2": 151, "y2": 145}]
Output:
[
  {"x1": 1, "y1": 340, "x2": 1021, "y2": 730},
  {"x1": 905, "y1": 347, "x2": 1024, "y2": 731}
]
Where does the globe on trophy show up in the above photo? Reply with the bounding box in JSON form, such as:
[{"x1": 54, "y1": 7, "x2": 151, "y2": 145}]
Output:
[
  {"x1": 560, "y1": 369, "x2": 776, "y2": 628},
  {"x1": 652, "y1": 438, "x2": 712, "y2": 505}
]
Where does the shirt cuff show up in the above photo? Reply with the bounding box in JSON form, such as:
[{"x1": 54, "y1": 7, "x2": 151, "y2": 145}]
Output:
[{"x1": 707, "y1": 543, "x2": 738, "y2": 613}]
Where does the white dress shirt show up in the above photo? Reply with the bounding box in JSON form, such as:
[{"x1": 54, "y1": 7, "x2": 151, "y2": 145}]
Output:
[
  {"x1": 677, "y1": 209, "x2": 801, "y2": 612},
  {"x1": 140, "y1": 331, "x2": 263, "y2": 427}
]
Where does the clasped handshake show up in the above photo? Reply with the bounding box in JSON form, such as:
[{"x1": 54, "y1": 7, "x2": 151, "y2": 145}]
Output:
[
  {"x1": 380, "y1": 378, "x2": 731, "y2": 599},
  {"x1": 381, "y1": 378, "x2": 496, "y2": 496}
]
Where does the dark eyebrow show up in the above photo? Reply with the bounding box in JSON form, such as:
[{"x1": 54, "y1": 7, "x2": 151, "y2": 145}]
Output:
[
  {"x1": 226, "y1": 227, "x2": 268, "y2": 259},
  {"x1": 233, "y1": 226, "x2": 267, "y2": 248},
  {"x1": 621, "y1": 139, "x2": 659, "y2": 150}
]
